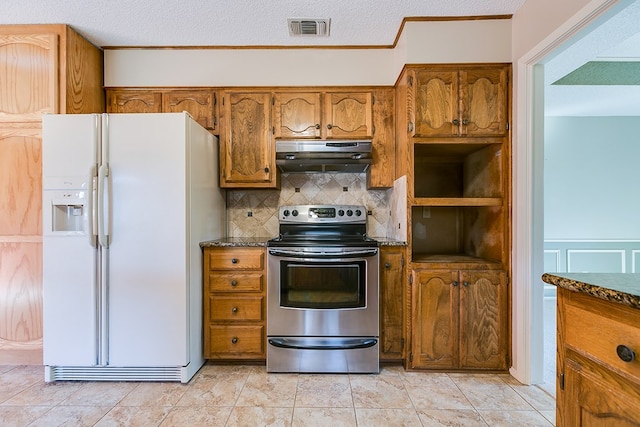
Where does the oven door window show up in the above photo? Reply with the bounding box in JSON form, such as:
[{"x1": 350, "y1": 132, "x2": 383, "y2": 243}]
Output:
[{"x1": 279, "y1": 260, "x2": 366, "y2": 309}]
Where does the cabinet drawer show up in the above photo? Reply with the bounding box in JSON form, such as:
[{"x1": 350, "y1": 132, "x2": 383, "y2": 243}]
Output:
[
  {"x1": 209, "y1": 273, "x2": 263, "y2": 292},
  {"x1": 210, "y1": 296, "x2": 264, "y2": 321},
  {"x1": 565, "y1": 301, "x2": 640, "y2": 383},
  {"x1": 208, "y1": 248, "x2": 264, "y2": 270},
  {"x1": 209, "y1": 325, "x2": 264, "y2": 354}
]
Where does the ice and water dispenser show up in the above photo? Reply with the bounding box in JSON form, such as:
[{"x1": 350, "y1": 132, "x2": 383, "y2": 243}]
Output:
[{"x1": 43, "y1": 177, "x2": 89, "y2": 235}]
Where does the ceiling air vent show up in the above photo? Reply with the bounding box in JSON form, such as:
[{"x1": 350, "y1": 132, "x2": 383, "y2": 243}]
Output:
[{"x1": 288, "y1": 18, "x2": 331, "y2": 37}]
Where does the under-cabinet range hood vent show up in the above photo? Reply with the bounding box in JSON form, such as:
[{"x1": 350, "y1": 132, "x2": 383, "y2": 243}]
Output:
[
  {"x1": 288, "y1": 19, "x2": 331, "y2": 37},
  {"x1": 276, "y1": 140, "x2": 372, "y2": 173}
]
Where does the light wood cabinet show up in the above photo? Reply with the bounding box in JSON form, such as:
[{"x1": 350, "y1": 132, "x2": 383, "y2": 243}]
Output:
[
  {"x1": 0, "y1": 24, "x2": 103, "y2": 364},
  {"x1": 273, "y1": 91, "x2": 373, "y2": 140},
  {"x1": 557, "y1": 288, "x2": 640, "y2": 426},
  {"x1": 379, "y1": 246, "x2": 405, "y2": 362},
  {"x1": 203, "y1": 247, "x2": 266, "y2": 360},
  {"x1": 410, "y1": 269, "x2": 507, "y2": 370},
  {"x1": 106, "y1": 89, "x2": 219, "y2": 133},
  {"x1": 410, "y1": 66, "x2": 508, "y2": 138},
  {"x1": 219, "y1": 91, "x2": 278, "y2": 188}
]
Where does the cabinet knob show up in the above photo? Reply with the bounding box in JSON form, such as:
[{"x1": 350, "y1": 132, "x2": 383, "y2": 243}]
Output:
[
  {"x1": 463, "y1": 281, "x2": 469, "y2": 287},
  {"x1": 315, "y1": 124, "x2": 321, "y2": 129},
  {"x1": 231, "y1": 337, "x2": 238, "y2": 344},
  {"x1": 617, "y1": 344, "x2": 636, "y2": 363},
  {"x1": 384, "y1": 262, "x2": 391, "y2": 269},
  {"x1": 452, "y1": 119, "x2": 460, "y2": 125},
  {"x1": 462, "y1": 119, "x2": 469, "y2": 125},
  {"x1": 453, "y1": 281, "x2": 459, "y2": 287},
  {"x1": 231, "y1": 258, "x2": 238, "y2": 264},
  {"x1": 264, "y1": 167, "x2": 270, "y2": 173},
  {"x1": 327, "y1": 124, "x2": 333, "y2": 129},
  {"x1": 231, "y1": 306, "x2": 238, "y2": 313},
  {"x1": 230, "y1": 280, "x2": 238, "y2": 286}
]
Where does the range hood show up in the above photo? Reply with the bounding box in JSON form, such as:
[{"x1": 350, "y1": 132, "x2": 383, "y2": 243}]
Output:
[{"x1": 276, "y1": 140, "x2": 372, "y2": 173}]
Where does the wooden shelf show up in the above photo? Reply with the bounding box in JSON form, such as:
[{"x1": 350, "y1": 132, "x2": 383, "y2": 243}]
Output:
[
  {"x1": 411, "y1": 253, "x2": 503, "y2": 269},
  {"x1": 413, "y1": 197, "x2": 503, "y2": 207}
]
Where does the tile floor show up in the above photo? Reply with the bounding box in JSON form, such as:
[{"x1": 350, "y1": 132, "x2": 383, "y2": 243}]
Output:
[{"x1": 0, "y1": 364, "x2": 555, "y2": 426}]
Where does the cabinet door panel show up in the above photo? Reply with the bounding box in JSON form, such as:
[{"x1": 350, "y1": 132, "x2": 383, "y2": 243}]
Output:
[
  {"x1": 0, "y1": 34, "x2": 58, "y2": 122},
  {"x1": 380, "y1": 248, "x2": 403, "y2": 360},
  {"x1": 107, "y1": 91, "x2": 162, "y2": 113},
  {"x1": 459, "y1": 270, "x2": 507, "y2": 369},
  {"x1": 163, "y1": 90, "x2": 216, "y2": 131},
  {"x1": 221, "y1": 92, "x2": 274, "y2": 185},
  {"x1": 413, "y1": 70, "x2": 458, "y2": 137},
  {"x1": 461, "y1": 67, "x2": 508, "y2": 137},
  {"x1": 324, "y1": 92, "x2": 372, "y2": 139},
  {"x1": 274, "y1": 92, "x2": 321, "y2": 139},
  {"x1": 411, "y1": 270, "x2": 458, "y2": 369}
]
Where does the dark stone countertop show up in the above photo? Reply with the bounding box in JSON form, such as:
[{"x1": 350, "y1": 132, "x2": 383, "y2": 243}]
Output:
[
  {"x1": 542, "y1": 272, "x2": 640, "y2": 309},
  {"x1": 200, "y1": 237, "x2": 407, "y2": 248}
]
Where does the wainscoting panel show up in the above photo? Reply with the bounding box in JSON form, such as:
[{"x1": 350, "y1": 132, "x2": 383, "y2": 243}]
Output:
[{"x1": 544, "y1": 241, "x2": 640, "y2": 274}]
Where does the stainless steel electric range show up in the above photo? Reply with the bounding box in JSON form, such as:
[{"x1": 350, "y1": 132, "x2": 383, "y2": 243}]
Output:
[{"x1": 266, "y1": 205, "x2": 379, "y2": 373}]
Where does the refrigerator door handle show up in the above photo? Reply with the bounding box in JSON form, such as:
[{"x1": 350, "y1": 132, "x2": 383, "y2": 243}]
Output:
[
  {"x1": 97, "y1": 163, "x2": 110, "y2": 248},
  {"x1": 88, "y1": 167, "x2": 97, "y2": 247}
]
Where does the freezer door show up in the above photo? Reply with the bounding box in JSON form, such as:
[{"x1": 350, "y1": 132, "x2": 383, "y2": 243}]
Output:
[{"x1": 102, "y1": 113, "x2": 190, "y2": 366}]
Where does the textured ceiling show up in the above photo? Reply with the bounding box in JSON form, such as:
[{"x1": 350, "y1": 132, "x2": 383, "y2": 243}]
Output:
[{"x1": 1, "y1": 0, "x2": 526, "y2": 47}]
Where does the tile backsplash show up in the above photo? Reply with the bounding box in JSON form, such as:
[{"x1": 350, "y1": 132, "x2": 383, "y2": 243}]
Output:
[{"x1": 226, "y1": 173, "x2": 392, "y2": 238}]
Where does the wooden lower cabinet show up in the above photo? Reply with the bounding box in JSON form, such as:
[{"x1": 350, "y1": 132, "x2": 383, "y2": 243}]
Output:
[
  {"x1": 410, "y1": 268, "x2": 508, "y2": 370},
  {"x1": 557, "y1": 288, "x2": 640, "y2": 426},
  {"x1": 203, "y1": 247, "x2": 266, "y2": 360},
  {"x1": 379, "y1": 246, "x2": 404, "y2": 362}
]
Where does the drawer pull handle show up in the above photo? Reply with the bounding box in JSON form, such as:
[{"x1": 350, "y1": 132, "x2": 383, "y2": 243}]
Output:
[
  {"x1": 231, "y1": 337, "x2": 238, "y2": 344},
  {"x1": 617, "y1": 344, "x2": 636, "y2": 363},
  {"x1": 231, "y1": 280, "x2": 238, "y2": 286},
  {"x1": 231, "y1": 306, "x2": 238, "y2": 313},
  {"x1": 231, "y1": 258, "x2": 238, "y2": 264}
]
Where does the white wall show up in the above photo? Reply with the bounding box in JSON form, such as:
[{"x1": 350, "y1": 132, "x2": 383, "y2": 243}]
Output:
[
  {"x1": 544, "y1": 116, "x2": 640, "y2": 239},
  {"x1": 104, "y1": 19, "x2": 511, "y2": 87}
]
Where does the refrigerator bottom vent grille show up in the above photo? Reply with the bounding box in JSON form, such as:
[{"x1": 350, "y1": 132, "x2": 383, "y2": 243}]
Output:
[{"x1": 46, "y1": 366, "x2": 184, "y2": 382}]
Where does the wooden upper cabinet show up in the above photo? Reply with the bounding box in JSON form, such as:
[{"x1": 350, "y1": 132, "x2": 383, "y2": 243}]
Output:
[
  {"x1": 219, "y1": 91, "x2": 276, "y2": 188},
  {"x1": 324, "y1": 92, "x2": 373, "y2": 139},
  {"x1": 163, "y1": 90, "x2": 217, "y2": 132},
  {"x1": 273, "y1": 92, "x2": 322, "y2": 139},
  {"x1": 273, "y1": 91, "x2": 373, "y2": 140},
  {"x1": 411, "y1": 65, "x2": 508, "y2": 138},
  {"x1": 107, "y1": 91, "x2": 162, "y2": 113},
  {"x1": 0, "y1": 33, "x2": 59, "y2": 122}
]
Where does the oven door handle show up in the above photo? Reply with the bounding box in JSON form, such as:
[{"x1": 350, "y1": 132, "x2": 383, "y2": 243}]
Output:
[
  {"x1": 268, "y1": 337, "x2": 377, "y2": 350},
  {"x1": 268, "y1": 248, "x2": 378, "y2": 258}
]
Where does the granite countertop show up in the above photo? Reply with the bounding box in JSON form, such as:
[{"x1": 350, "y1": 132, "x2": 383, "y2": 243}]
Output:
[
  {"x1": 200, "y1": 237, "x2": 272, "y2": 248},
  {"x1": 200, "y1": 237, "x2": 407, "y2": 248},
  {"x1": 542, "y1": 273, "x2": 640, "y2": 309}
]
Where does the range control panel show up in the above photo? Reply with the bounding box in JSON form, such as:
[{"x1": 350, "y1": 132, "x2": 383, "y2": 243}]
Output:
[{"x1": 278, "y1": 205, "x2": 367, "y2": 223}]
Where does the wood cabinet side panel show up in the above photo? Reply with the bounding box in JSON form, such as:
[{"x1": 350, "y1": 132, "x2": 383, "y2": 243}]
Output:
[
  {"x1": 380, "y1": 247, "x2": 404, "y2": 361},
  {"x1": 367, "y1": 88, "x2": 395, "y2": 189},
  {"x1": 63, "y1": 26, "x2": 104, "y2": 114}
]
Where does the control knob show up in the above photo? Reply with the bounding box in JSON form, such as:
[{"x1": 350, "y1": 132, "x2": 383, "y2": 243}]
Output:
[
  {"x1": 346, "y1": 209, "x2": 353, "y2": 217},
  {"x1": 338, "y1": 209, "x2": 345, "y2": 216},
  {"x1": 355, "y1": 209, "x2": 362, "y2": 216},
  {"x1": 283, "y1": 209, "x2": 290, "y2": 217},
  {"x1": 292, "y1": 210, "x2": 299, "y2": 217}
]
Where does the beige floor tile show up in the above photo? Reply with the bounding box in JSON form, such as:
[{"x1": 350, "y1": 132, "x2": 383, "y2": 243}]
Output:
[
  {"x1": 417, "y1": 409, "x2": 488, "y2": 426},
  {"x1": 236, "y1": 372, "x2": 298, "y2": 407},
  {"x1": 28, "y1": 405, "x2": 112, "y2": 427},
  {"x1": 295, "y1": 375, "x2": 353, "y2": 408},
  {"x1": 355, "y1": 408, "x2": 423, "y2": 426},
  {"x1": 0, "y1": 366, "x2": 43, "y2": 403},
  {"x1": 0, "y1": 406, "x2": 51, "y2": 427},
  {"x1": 478, "y1": 410, "x2": 554, "y2": 426},
  {"x1": 449, "y1": 374, "x2": 532, "y2": 411},
  {"x1": 62, "y1": 381, "x2": 137, "y2": 406},
  {"x1": 292, "y1": 407, "x2": 356, "y2": 427},
  {"x1": 402, "y1": 373, "x2": 473, "y2": 410},
  {"x1": 226, "y1": 406, "x2": 293, "y2": 427},
  {"x1": 509, "y1": 384, "x2": 556, "y2": 411},
  {"x1": 176, "y1": 373, "x2": 247, "y2": 406},
  {"x1": 159, "y1": 406, "x2": 231, "y2": 427},
  {"x1": 118, "y1": 382, "x2": 188, "y2": 407},
  {"x1": 540, "y1": 410, "x2": 556, "y2": 425},
  {"x1": 350, "y1": 374, "x2": 413, "y2": 409},
  {"x1": 93, "y1": 406, "x2": 171, "y2": 427},
  {"x1": 2, "y1": 381, "x2": 84, "y2": 406}
]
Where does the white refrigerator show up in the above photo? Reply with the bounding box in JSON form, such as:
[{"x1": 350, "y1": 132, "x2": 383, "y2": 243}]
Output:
[{"x1": 42, "y1": 113, "x2": 225, "y2": 383}]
